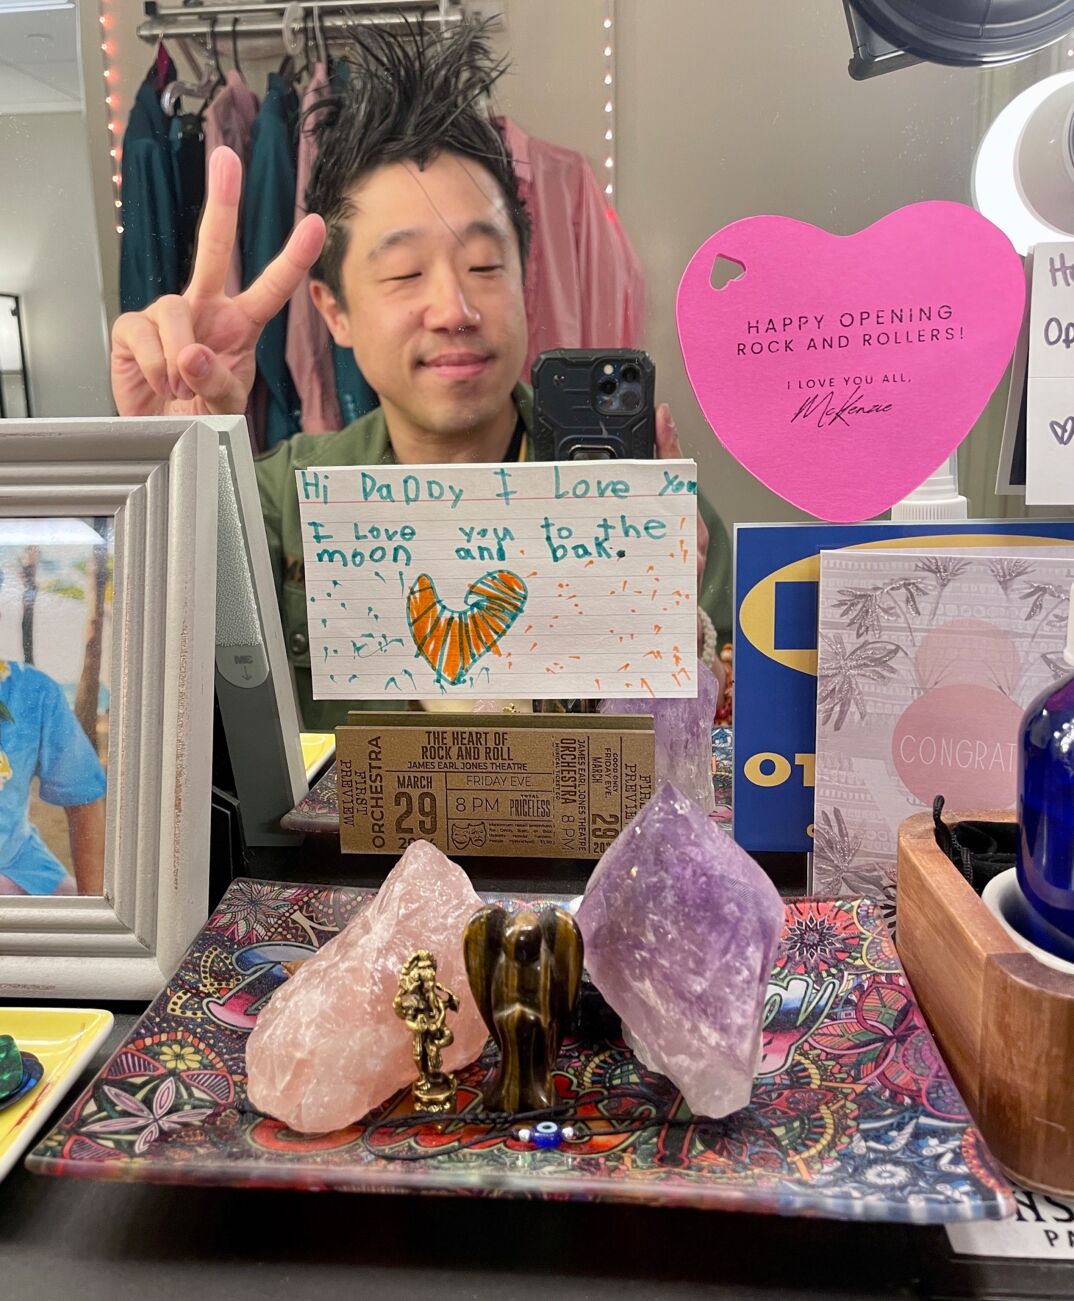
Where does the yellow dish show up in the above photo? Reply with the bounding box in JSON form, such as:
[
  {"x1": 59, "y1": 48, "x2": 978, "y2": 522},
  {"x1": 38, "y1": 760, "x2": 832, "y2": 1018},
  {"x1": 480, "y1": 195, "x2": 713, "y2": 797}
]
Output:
[
  {"x1": 300, "y1": 732, "x2": 336, "y2": 782},
  {"x1": 0, "y1": 1007, "x2": 113, "y2": 1181}
]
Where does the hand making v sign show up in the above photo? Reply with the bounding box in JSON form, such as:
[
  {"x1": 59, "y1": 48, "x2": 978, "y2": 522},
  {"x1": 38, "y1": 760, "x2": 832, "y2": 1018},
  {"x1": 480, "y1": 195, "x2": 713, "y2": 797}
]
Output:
[{"x1": 110, "y1": 146, "x2": 326, "y2": 418}]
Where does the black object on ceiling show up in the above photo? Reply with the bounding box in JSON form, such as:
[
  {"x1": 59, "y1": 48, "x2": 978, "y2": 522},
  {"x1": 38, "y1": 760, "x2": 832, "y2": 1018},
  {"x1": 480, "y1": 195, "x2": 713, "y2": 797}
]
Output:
[{"x1": 843, "y1": 0, "x2": 1074, "y2": 79}]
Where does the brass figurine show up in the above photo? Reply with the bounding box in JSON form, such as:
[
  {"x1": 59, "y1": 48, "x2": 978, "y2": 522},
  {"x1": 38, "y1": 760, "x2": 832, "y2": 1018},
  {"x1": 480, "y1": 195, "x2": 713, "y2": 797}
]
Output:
[
  {"x1": 464, "y1": 906, "x2": 583, "y2": 1113},
  {"x1": 393, "y1": 950, "x2": 460, "y2": 1113}
]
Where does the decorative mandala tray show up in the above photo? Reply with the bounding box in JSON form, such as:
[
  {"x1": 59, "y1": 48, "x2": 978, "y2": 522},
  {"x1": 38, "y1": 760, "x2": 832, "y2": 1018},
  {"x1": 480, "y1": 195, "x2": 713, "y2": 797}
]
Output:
[
  {"x1": 279, "y1": 762, "x2": 339, "y2": 833},
  {"x1": 27, "y1": 880, "x2": 1013, "y2": 1224}
]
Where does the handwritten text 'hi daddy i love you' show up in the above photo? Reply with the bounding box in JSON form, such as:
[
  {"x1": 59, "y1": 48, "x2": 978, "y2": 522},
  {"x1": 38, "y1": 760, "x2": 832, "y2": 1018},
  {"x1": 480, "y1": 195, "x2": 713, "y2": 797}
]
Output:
[{"x1": 296, "y1": 459, "x2": 699, "y2": 700}]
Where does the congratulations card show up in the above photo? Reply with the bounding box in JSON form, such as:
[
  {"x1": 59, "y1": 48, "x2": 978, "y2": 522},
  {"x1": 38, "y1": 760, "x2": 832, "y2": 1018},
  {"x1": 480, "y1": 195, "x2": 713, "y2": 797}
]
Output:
[
  {"x1": 812, "y1": 547, "x2": 1074, "y2": 921},
  {"x1": 732, "y1": 520, "x2": 1074, "y2": 855}
]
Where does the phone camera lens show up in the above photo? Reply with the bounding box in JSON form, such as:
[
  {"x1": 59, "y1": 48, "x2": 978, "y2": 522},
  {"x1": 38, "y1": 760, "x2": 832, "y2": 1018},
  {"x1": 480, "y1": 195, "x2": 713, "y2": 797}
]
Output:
[
  {"x1": 598, "y1": 378, "x2": 617, "y2": 396},
  {"x1": 621, "y1": 390, "x2": 641, "y2": 411},
  {"x1": 621, "y1": 364, "x2": 639, "y2": 384}
]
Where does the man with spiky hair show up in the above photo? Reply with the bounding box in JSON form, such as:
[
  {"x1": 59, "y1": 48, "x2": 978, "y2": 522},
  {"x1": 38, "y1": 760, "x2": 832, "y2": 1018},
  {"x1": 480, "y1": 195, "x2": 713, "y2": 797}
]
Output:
[{"x1": 110, "y1": 22, "x2": 729, "y2": 726}]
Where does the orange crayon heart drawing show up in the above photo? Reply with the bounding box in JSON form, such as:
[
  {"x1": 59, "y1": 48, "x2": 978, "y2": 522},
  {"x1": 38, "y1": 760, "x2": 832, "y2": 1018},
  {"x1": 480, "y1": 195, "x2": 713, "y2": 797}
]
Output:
[{"x1": 407, "y1": 570, "x2": 528, "y2": 686}]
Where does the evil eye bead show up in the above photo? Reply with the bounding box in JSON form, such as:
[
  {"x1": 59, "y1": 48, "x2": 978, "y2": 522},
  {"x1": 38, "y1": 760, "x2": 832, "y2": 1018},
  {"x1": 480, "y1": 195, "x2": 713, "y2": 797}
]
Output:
[{"x1": 532, "y1": 1121, "x2": 563, "y2": 1150}]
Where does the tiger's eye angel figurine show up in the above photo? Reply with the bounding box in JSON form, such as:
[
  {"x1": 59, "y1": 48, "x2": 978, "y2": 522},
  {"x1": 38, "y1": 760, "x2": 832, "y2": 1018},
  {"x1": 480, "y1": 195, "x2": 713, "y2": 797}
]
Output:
[
  {"x1": 463, "y1": 906, "x2": 583, "y2": 1113},
  {"x1": 393, "y1": 950, "x2": 460, "y2": 1113}
]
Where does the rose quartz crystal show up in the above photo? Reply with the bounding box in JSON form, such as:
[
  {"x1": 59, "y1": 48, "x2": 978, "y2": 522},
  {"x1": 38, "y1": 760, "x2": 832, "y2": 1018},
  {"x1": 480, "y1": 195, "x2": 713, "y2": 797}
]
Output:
[
  {"x1": 576, "y1": 783, "x2": 784, "y2": 1119},
  {"x1": 246, "y1": 840, "x2": 488, "y2": 1132}
]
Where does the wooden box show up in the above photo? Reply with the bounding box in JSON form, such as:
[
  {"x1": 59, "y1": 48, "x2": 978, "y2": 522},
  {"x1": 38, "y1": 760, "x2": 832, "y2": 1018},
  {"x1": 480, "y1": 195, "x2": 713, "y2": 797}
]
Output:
[{"x1": 897, "y1": 811, "x2": 1074, "y2": 1196}]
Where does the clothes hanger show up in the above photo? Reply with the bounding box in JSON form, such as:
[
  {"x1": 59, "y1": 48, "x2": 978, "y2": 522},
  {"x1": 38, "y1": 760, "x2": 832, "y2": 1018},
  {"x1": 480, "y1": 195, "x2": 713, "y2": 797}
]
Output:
[
  {"x1": 161, "y1": 20, "x2": 223, "y2": 116},
  {"x1": 205, "y1": 18, "x2": 226, "y2": 102},
  {"x1": 230, "y1": 17, "x2": 243, "y2": 82},
  {"x1": 312, "y1": 5, "x2": 329, "y2": 73},
  {"x1": 287, "y1": 8, "x2": 311, "y2": 85}
]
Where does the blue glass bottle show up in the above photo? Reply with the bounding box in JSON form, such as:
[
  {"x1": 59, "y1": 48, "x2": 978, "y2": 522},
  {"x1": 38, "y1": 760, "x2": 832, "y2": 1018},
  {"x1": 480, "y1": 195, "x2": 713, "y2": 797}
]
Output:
[{"x1": 1017, "y1": 639, "x2": 1074, "y2": 948}]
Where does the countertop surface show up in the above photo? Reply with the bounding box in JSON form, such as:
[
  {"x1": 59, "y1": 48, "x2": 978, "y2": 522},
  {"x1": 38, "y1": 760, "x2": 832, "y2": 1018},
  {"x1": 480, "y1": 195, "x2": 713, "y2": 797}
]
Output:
[{"x1": 1, "y1": 846, "x2": 1071, "y2": 1300}]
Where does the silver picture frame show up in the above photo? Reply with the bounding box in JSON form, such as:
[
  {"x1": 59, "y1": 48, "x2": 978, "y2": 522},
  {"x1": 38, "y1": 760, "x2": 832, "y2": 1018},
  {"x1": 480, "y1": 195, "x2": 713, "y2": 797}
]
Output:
[{"x1": 0, "y1": 420, "x2": 218, "y2": 998}]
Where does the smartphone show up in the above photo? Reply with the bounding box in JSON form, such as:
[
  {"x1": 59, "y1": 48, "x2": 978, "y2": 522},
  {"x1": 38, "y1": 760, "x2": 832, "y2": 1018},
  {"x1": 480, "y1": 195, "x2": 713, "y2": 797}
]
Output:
[{"x1": 531, "y1": 348, "x2": 656, "y2": 461}]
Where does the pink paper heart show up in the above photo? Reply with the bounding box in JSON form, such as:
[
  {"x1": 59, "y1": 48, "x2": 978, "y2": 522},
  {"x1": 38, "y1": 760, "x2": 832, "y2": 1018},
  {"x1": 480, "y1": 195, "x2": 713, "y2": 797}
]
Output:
[{"x1": 676, "y1": 203, "x2": 1025, "y2": 522}]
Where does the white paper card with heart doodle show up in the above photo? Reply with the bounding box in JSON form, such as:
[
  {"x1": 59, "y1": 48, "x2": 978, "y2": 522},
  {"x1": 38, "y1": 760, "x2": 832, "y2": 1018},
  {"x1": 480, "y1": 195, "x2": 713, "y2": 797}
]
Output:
[
  {"x1": 295, "y1": 460, "x2": 698, "y2": 700},
  {"x1": 1026, "y1": 241, "x2": 1074, "y2": 505}
]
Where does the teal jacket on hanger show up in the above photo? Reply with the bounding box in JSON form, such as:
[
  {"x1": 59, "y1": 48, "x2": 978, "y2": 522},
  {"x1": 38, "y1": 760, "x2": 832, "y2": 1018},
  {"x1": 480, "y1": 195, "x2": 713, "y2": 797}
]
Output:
[
  {"x1": 119, "y1": 76, "x2": 181, "y2": 312},
  {"x1": 242, "y1": 72, "x2": 302, "y2": 447}
]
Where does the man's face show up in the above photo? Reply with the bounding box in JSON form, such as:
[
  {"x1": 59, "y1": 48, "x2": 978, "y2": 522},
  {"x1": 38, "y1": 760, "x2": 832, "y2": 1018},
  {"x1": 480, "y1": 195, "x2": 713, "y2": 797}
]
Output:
[{"x1": 314, "y1": 152, "x2": 528, "y2": 439}]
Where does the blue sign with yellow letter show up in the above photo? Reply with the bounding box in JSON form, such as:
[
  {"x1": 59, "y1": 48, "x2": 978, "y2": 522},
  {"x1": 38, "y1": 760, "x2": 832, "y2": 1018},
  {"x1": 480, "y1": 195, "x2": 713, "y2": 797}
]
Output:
[{"x1": 734, "y1": 520, "x2": 1074, "y2": 852}]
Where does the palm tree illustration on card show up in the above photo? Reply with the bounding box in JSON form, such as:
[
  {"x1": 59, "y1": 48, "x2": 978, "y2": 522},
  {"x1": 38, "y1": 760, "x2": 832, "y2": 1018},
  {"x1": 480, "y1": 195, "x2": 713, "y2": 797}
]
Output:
[{"x1": 812, "y1": 546, "x2": 1074, "y2": 926}]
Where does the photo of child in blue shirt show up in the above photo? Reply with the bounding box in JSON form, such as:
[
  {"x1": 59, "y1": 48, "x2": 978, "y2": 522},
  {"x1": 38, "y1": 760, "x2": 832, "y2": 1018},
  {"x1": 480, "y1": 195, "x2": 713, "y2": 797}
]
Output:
[{"x1": 0, "y1": 659, "x2": 106, "y2": 896}]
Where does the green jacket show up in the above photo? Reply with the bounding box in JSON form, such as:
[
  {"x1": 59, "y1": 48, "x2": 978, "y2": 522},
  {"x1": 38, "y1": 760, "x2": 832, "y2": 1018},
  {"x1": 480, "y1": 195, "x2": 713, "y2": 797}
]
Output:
[
  {"x1": 255, "y1": 383, "x2": 732, "y2": 730},
  {"x1": 120, "y1": 77, "x2": 181, "y2": 313},
  {"x1": 241, "y1": 71, "x2": 302, "y2": 449}
]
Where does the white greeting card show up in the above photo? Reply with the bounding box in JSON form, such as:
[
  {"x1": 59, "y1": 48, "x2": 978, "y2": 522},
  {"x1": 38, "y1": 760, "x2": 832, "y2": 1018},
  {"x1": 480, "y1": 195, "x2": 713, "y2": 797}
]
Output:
[
  {"x1": 812, "y1": 546, "x2": 1074, "y2": 921},
  {"x1": 296, "y1": 459, "x2": 699, "y2": 700},
  {"x1": 1025, "y1": 240, "x2": 1074, "y2": 504}
]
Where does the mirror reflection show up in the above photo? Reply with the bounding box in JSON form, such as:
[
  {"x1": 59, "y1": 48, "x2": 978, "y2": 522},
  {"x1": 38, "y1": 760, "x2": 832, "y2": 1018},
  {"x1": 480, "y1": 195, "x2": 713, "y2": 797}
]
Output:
[
  {"x1": 3, "y1": 4, "x2": 1067, "y2": 509},
  {"x1": 2, "y1": 0, "x2": 1073, "y2": 864}
]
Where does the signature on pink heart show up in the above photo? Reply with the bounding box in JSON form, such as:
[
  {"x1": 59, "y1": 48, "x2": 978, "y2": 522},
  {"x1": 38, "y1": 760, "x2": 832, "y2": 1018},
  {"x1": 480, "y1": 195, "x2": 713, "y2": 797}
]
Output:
[{"x1": 1050, "y1": 416, "x2": 1074, "y2": 446}]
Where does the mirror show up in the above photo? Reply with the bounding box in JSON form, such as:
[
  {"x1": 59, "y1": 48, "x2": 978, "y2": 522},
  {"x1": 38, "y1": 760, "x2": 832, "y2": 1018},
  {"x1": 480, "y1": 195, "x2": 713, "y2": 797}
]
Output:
[
  {"x1": 0, "y1": 0, "x2": 111, "y2": 421},
  {"x1": 10, "y1": 0, "x2": 1055, "y2": 522},
  {"x1": 0, "y1": 0, "x2": 1072, "y2": 759}
]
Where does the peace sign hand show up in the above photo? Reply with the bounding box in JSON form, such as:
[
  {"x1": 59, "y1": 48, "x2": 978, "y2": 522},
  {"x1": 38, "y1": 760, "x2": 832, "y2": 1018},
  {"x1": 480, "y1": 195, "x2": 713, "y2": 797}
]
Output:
[{"x1": 110, "y1": 146, "x2": 326, "y2": 418}]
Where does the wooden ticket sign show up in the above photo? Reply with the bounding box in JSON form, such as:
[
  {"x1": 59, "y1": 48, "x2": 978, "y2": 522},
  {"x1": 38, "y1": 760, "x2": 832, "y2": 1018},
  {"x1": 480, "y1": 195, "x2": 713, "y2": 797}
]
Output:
[{"x1": 335, "y1": 713, "x2": 655, "y2": 859}]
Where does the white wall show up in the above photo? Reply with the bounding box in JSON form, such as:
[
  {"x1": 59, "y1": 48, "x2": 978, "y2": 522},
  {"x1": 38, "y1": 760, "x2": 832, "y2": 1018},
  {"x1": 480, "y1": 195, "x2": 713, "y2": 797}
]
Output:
[{"x1": 0, "y1": 112, "x2": 111, "y2": 417}]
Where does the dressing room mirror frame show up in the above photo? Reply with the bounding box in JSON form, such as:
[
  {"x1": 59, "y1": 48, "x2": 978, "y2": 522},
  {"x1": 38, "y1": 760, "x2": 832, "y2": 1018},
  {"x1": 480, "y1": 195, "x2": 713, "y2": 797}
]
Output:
[{"x1": 0, "y1": 420, "x2": 218, "y2": 999}]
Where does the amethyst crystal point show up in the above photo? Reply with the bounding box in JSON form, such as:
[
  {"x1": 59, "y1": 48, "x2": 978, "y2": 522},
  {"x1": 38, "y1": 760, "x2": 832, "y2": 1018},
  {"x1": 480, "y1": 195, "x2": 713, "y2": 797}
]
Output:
[
  {"x1": 599, "y1": 663, "x2": 718, "y2": 812},
  {"x1": 576, "y1": 782, "x2": 784, "y2": 1119}
]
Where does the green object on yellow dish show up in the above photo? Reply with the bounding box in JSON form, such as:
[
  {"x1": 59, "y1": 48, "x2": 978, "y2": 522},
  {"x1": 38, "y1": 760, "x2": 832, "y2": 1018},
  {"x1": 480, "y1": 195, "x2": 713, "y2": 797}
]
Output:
[
  {"x1": 0, "y1": 1008, "x2": 114, "y2": 1183},
  {"x1": 0, "y1": 1035, "x2": 22, "y2": 1098}
]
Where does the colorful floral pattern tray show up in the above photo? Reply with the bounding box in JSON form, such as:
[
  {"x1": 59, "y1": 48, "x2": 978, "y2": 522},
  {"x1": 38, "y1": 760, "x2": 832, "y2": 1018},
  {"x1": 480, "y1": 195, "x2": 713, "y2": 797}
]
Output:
[
  {"x1": 27, "y1": 880, "x2": 1012, "y2": 1224},
  {"x1": 279, "y1": 762, "x2": 339, "y2": 833},
  {"x1": 1, "y1": 1008, "x2": 113, "y2": 1183}
]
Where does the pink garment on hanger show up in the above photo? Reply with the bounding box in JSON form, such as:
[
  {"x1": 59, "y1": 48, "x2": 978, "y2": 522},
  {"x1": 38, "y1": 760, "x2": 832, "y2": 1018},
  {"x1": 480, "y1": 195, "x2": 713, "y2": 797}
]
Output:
[
  {"x1": 498, "y1": 117, "x2": 647, "y2": 381},
  {"x1": 203, "y1": 69, "x2": 259, "y2": 299},
  {"x1": 285, "y1": 64, "x2": 340, "y2": 434}
]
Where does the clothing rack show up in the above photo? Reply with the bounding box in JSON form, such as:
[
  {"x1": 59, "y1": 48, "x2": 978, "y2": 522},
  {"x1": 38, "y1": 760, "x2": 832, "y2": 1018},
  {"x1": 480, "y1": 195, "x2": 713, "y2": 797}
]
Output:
[{"x1": 137, "y1": 1, "x2": 466, "y2": 46}]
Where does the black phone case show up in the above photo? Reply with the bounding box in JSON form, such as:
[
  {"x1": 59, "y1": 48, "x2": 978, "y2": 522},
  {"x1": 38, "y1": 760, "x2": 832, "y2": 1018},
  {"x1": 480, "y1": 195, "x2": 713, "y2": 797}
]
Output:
[{"x1": 531, "y1": 349, "x2": 656, "y2": 461}]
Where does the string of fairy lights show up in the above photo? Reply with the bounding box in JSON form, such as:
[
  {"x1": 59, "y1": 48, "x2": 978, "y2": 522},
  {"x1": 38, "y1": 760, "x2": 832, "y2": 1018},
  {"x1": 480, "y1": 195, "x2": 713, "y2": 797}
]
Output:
[
  {"x1": 97, "y1": 2, "x2": 124, "y2": 235},
  {"x1": 602, "y1": 0, "x2": 616, "y2": 205}
]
